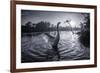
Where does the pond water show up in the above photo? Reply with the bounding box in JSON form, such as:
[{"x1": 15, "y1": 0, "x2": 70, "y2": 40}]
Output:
[{"x1": 21, "y1": 31, "x2": 90, "y2": 63}]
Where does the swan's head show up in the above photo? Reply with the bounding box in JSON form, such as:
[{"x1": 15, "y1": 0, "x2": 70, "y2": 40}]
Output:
[
  {"x1": 57, "y1": 22, "x2": 61, "y2": 27},
  {"x1": 65, "y1": 19, "x2": 71, "y2": 23},
  {"x1": 57, "y1": 22, "x2": 61, "y2": 25}
]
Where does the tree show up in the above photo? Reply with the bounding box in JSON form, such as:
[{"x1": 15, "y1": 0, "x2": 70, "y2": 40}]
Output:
[
  {"x1": 36, "y1": 21, "x2": 50, "y2": 32},
  {"x1": 79, "y1": 13, "x2": 90, "y2": 48},
  {"x1": 25, "y1": 21, "x2": 33, "y2": 32}
]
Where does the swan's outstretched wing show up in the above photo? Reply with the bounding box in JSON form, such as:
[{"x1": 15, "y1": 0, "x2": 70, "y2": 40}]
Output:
[{"x1": 21, "y1": 34, "x2": 56, "y2": 63}]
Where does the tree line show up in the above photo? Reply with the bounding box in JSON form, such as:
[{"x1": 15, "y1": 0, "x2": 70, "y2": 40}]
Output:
[{"x1": 21, "y1": 21, "x2": 80, "y2": 33}]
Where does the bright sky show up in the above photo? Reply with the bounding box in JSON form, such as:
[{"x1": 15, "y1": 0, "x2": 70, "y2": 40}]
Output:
[{"x1": 21, "y1": 10, "x2": 89, "y2": 28}]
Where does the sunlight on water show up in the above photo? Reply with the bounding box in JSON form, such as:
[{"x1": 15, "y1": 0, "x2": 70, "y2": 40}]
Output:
[{"x1": 21, "y1": 31, "x2": 90, "y2": 62}]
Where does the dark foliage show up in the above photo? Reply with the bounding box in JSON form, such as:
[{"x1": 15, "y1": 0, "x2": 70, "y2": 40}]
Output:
[
  {"x1": 79, "y1": 14, "x2": 90, "y2": 48},
  {"x1": 79, "y1": 30, "x2": 90, "y2": 48}
]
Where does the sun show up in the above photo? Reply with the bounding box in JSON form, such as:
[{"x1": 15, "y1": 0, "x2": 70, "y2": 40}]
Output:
[{"x1": 70, "y1": 20, "x2": 76, "y2": 27}]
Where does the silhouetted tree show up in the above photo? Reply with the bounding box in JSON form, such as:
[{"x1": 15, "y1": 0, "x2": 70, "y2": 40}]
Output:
[
  {"x1": 36, "y1": 21, "x2": 50, "y2": 32},
  {"x1": 79, "y1": 13, "x2": 90, "y2": 48},
  {"x1": 25, "y1": 21, "x2": 32, "y2": 32}
]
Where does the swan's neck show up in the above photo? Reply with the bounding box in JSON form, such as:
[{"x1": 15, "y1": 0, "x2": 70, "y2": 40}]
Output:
[{"x1": 57, "y1": 24, "x2": 60, "y2": 35}]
